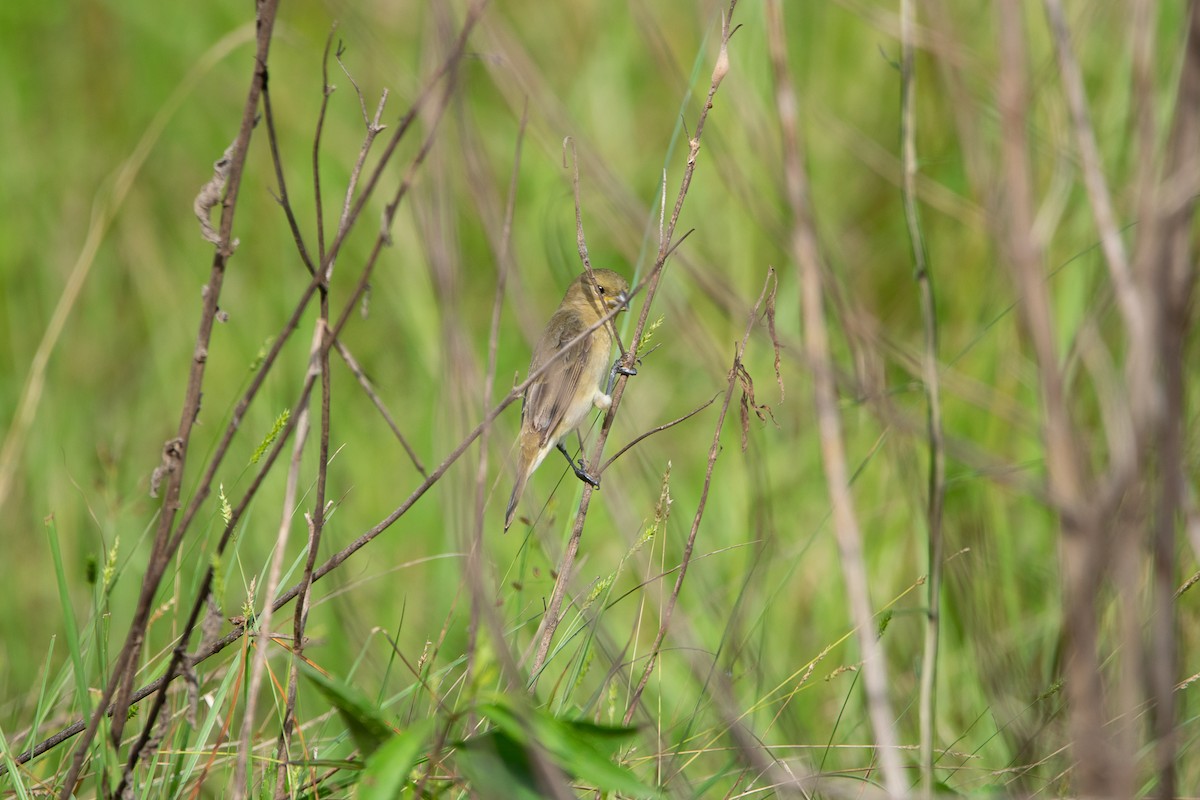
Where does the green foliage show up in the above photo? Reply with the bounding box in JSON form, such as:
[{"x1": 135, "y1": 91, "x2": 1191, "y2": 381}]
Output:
[
  {"x1": 356, "y1": 719, "x2": 435, "y2": 800},
  {"x1": 302, "y1": 663, "x2": 395, "y2": 758},
  {"x1": 459, "y1": 701, "x2": 654, "y2": 799}
]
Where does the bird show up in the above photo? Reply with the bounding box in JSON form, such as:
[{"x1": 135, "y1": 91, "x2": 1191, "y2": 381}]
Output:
[{"x1": 504, "y1": 268, "x2": 633, "y2": 531}]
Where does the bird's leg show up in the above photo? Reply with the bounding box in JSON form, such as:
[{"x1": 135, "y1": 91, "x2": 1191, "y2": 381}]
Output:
[{"x1": 556, "y1": 441, "x2": 600, "y2": 489}]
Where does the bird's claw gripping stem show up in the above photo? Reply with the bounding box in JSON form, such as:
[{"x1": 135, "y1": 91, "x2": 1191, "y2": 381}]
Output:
[{"x1": 556, "y1": 442, "x2": 601, "y2": 489}]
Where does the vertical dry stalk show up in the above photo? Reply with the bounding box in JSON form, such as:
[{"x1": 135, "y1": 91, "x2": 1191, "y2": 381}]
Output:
[
  {"x1": 1134, "y1": 4, "x2": 1200, "y2": 797},
  {"x1": 899, "y1": 1, "x2": 946, "y2": 795},
  {"x1": 765, "y1": 1, "x2": 908, "y2": 796},
  {"x1": 233, "y1": 381, "x2": 311, "y2": 798},
  {"x1": 1042, "y1": 0, "x2": 1148, "y2": 391},
  {"x1": 995, "y1": 1, "x2": 1118, "y2": 795},
  {"x1": 466, "y1": 105, "x2": 527, "y2": 686}
]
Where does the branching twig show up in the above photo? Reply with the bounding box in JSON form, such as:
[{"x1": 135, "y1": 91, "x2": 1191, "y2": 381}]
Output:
[
  {"x1": 274, "y1": 25, "x2": 343, "y2": 782},
  {"x1": 233, "y1": 26, "x2": 353, "y2": 799},
  {"x1": 263, "y1": 58, "x2": 316, "y2": 277},
  {"x1": 60, "y1": 5, "x2": 283, "y2": 797},
  {"x1": 529, "y1": 0, "x2": 739, "y2": 683}
]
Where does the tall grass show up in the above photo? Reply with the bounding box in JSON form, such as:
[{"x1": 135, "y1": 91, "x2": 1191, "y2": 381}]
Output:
[{"x1": 0, "y1": 0, "x2": 1196, "y2": 797}]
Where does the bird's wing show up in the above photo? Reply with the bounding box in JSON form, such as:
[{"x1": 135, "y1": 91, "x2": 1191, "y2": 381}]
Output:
[{"x1": 523, "y1": 310, "x2": 592, "y2": 446}]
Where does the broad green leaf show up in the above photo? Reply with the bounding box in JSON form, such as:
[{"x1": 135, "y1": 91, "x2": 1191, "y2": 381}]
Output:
[
  {"x1": 301, "y1": 663, "x2": 392, "y2": 757},
  {"x1": 356, "y1": 718, "x2": 435, "y2": 800},
  {"x1": 474, "y1": 702, "x2": 659, "y2": 798},
  {"x1": 457, "y1": 729, "x2": 543, "y2": 800}
]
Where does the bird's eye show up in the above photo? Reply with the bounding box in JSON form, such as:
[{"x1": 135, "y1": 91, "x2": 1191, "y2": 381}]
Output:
[{"x1": 598, "y1": 286, "x2": 606, "y2": 294}]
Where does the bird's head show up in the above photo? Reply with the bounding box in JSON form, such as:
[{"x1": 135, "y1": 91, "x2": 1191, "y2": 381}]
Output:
[{"x1": 570, "y1": 268, "x2": 630, "y2": 314}]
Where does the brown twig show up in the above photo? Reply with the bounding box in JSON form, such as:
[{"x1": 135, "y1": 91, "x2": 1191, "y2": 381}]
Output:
[
  {"x1": 332, "y1": 338, "x2": 427, "y2": 476},
  {"x1": 623, "y1": 270, "x2": 776, "y2": 726},
  {"x1": 528, "y1": 0, "x2": 739, "y2": 683},
  {"x1": 312, "y1": 25, "x2": 336, "y2": 265},
  {"x1": 263, "y1": 73, "x2": 316, "y2": 277},
  {"x1": 107, "y1": 5, "x2": 486, "y2": 791},
  {"x1": 766, "y1": 0, "x2": 908, "y2": 795},
  {"x1": 1042, "y1": 0, "x2": 1148, "y2": 401}
]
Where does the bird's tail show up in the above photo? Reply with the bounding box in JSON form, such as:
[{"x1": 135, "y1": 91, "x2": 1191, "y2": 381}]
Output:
[
  {"x1": 504, "y1": 444, "x2": 537, "y2": 532},
  {"x1": 504, "y1": 468, "x2": 528, "y2": 532}
]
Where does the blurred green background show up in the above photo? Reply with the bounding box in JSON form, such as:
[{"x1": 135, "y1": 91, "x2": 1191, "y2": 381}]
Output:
[{"x1": 0, "y1": 0, "x2": 1196, "y2": 796}]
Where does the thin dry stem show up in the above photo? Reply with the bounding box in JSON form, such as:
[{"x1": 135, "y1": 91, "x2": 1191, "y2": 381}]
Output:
[
  {"x1": 312, "y1": 26, "x2": 336, "y2": 264},
  {"x1": 599, "y1": 395, "x2": 717, "y2": 474},
  {"x1": 1043, "y1": 0, "x2": 1150, "y2": 469},
  {"x1": 623, "y1": 270, "x2": 776, "y2": 726},
  {"x1": 333, "y1": 339, "x2": 427, "y2": 476}
]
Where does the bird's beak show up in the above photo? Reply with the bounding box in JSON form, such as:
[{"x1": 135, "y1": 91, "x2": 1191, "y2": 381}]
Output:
[{"x1": 608, "y1": 290, "x2": 630, "y2": 312}]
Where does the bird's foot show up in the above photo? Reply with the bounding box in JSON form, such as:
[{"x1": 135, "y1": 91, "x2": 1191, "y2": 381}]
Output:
[
  {"x1": 556, "y1": 441, "x2": 601, "y2": 489},
  {"x1": 571, "y1": 459, "x2": 601, "y2": 489}
]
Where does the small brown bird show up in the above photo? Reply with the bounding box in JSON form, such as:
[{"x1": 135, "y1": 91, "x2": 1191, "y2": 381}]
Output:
[{"x1": 504, "y1": 269, "x2": 632, "y2": 530}]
